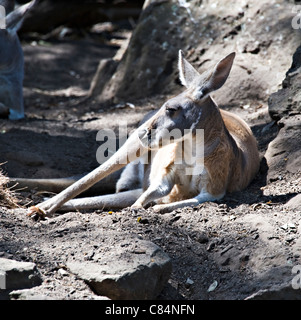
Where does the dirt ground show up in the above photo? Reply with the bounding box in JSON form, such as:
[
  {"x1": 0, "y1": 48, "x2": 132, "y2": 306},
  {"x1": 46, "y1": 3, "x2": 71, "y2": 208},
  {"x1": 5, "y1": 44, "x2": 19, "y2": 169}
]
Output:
[{"x1": 0, "y1": 22, "x2": 301, "y2": 300}]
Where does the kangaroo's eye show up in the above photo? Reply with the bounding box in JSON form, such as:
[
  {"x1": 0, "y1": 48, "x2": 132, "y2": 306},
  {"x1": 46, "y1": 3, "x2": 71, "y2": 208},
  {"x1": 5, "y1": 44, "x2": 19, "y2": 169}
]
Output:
[{"x1": 166, "y1": 105, "x2": 181, "y2": 114}]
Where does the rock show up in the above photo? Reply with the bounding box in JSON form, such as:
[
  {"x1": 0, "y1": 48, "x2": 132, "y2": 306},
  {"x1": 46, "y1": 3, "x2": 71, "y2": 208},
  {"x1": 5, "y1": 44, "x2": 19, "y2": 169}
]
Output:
[
  {"x1": 285, "y1": 194, "x2": 301, "y2": 210},
  {"x1": 265, "y1": 44, "x2": 301, "y2": 182},
  {"x1": 245, "y1": 284, "x2": 301, "y2": 300},
  {"x1": 92, "y1": 0, "x2": 188, "y2": 103},
  {"x1": 9, "y1": 289, "x2": 51, "y2": 300},
  {"x1": 0, "y1": 258, "x2": 42, "y2": 297},
  {"x1": 90, "y1": 0, "x2": 296, "y2": 111},
  {"x1": 269, "y1": 44, "x2": 301, "y2": 121},
  {"x1": 207, "y1": 280, "x2": 218, "y2": 292},
  {"x1": 268, "y1": 74, "x2": 301, "y2": 122},
  {"x1": 185, "y1": 278, "x2": 194, "y2": 287},
  {"x1": 220, "y1": 244, "x2": 233, "y2": 255},
  {"x1": 264, "y1": 115, "x2": 301, "y2": 181},
  {"x1": 244, "y1": 265, "x2": 301, "y2": 300},
  {"x1": 67, "y1": 239, "x2": 172, "y2": 300},
  {"x1": 58, "y1": 268, "x2": 69, "y2": 277},
  {"x1": 88, "y1": 59, "x2": 118, "y2": 99}
]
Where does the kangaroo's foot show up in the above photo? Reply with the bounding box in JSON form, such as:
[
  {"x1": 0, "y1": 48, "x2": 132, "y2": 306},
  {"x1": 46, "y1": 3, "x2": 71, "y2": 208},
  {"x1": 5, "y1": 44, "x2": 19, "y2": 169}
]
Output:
[{"x1": 27, "y1": 205, "x2": 47, "y2": 219}]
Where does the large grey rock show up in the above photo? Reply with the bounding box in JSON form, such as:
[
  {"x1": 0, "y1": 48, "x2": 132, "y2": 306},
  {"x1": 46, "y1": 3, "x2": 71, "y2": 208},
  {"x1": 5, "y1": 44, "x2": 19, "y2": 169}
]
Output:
[
  {"x1": 245, "y1": 265, "x2": 301, "y2": 300},
  {"x1": 245, "y1": 284, "x2": 301, "y2": 300},
  {"x1": 269, "y1": 44, "x2": 301, "y2": 121},
  {"x1": 67, "y1": 239, "x2": 172, "y2": 300},
  {"x1": 265, "y1": 44, "x2": 301, "y2": 181},
  {"x1": 264, "y1": 114, "x2": 301, "y2": 181},
  {"x1": 0, "y1": 258, "x2": 42, "y2": 293},
  {"x1": 91, "y1": 0, "x2": 297, "y2": 109},
  {"x1": 92, "y1": 0, "x2": 191, "y2": 104},
  {"x1": 285, "y1": 193, "x2": 301, "y2": 210},
  {"x1": 9, "y1": 289, "x2": 51, "y2": 300}
]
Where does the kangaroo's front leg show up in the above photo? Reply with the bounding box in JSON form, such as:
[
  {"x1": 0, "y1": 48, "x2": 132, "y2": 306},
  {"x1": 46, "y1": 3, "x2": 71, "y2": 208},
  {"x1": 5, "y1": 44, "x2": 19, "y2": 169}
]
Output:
[
  {"x1": 131, "y1": 174, "x2": 175, "y2": 210},
  {"x1": 153, "y1": 191, "x2": 224, "y2": 214},
  {"x1": 28, "y1": 130, "x2": 147, "y2": 217}
]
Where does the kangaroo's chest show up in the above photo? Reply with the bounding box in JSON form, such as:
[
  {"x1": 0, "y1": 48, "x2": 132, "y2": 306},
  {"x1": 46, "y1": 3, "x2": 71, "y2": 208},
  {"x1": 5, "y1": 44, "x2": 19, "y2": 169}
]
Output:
[{"x1": 148, "y1": 142, "x2": 208, "y2": 201}]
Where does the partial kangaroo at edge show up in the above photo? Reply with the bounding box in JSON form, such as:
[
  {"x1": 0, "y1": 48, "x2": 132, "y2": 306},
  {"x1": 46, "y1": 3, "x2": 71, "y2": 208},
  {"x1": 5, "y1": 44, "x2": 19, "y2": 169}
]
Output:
[{"x1": 27, "y1": 50, "x2": 260, "y2": 217}]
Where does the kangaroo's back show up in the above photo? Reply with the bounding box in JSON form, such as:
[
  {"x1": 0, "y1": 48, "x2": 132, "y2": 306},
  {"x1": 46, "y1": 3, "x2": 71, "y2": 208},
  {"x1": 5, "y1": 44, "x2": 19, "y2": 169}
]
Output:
[{"x1": 220, "y1": 109, "x2": 260, "y2": 192}]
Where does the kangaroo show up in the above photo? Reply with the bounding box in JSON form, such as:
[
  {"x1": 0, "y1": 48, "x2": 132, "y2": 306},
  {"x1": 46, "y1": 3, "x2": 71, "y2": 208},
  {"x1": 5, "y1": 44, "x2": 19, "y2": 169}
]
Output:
[
  {"x1": 0, "y1": 0, "x2": 37, "y2": 120},
  {"x1": 28, "y1": 51, "x2": 260, "y2": 217}
]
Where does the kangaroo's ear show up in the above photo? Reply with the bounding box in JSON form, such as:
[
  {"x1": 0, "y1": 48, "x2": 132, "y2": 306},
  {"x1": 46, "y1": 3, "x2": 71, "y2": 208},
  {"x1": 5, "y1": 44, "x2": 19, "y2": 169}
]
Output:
[
  {"x1": 205, "y1": 52, "x2": 235, "y2": 93},
  {"x1": 178, "y1": 50, "x2": 200, "y2": 88},
  {"x1": 6, "y1": 0, "x2": 37, "y2": 33}
]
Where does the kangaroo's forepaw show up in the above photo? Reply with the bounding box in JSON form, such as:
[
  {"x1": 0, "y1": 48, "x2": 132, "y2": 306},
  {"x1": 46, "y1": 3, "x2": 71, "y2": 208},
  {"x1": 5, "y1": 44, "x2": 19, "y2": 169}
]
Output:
[
  {"x1": 130, "y1": 202, "x2": 144, "y2": 214},
  {"x1": 152, "y1": 204, "x2": 171, "y2": 214},
  {"x1": 27, "y1": 205, "x2": 47, "y2": 220}
]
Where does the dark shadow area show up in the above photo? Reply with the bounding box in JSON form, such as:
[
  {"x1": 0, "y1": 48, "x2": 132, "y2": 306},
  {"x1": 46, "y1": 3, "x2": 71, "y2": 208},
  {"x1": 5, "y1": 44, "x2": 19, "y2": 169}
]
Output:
[
  {"x1": 23, "y1": 38, "x2": 118, "y2": 94},
  {"x1": 250, "y1": 121, "x2": 279, "y2": 154},
  {"x1": 18, "y1": 0, "x2": 144, "y2": 34},
  {"x1": 0, "y1": 126, "x2": 99, "y2": 179}
]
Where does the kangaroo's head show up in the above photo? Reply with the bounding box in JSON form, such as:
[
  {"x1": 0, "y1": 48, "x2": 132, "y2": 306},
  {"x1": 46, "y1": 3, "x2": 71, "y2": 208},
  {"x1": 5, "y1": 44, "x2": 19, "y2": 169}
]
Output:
[{"x1": 138, "y1": 50, "x2": 235, "y2": 149}]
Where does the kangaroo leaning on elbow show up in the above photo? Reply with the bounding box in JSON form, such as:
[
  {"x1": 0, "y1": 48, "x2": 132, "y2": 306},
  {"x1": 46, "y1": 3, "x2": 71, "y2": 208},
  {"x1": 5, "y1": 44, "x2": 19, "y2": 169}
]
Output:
[{"x1": 27, "y1": 50, "x2": 260, "y2": 217}]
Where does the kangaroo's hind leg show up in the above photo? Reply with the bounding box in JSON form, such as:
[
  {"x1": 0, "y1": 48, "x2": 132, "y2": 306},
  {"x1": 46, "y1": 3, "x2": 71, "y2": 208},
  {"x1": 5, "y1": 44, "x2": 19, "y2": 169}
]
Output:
[
  {"x1": 57, "y1": 189, "x2": 143, "y2": 212},
  {"x1": 116, "y1": 160, "x2": 143, "y2": 192}
]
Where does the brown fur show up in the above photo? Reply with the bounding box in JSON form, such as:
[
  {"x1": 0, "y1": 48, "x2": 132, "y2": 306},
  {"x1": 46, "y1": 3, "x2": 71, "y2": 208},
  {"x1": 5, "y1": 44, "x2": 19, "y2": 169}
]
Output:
[
  {"x1": 27, "y1": 51, "x2": 260, "y2": 216},
  {"x1": 141, "y1": 97, "x2": 259, "y2": 203}
]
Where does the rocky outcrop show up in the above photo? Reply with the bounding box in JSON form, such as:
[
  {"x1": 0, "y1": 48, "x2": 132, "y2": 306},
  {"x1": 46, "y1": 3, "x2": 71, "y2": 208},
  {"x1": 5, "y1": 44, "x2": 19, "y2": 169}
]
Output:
[
  {"x1": 0, "y1": 258, "x2": 42, "y2": 299},
  {"x1": 67, "y1": 238, "x2": 172, "y2": 300},
  {"x1": 265, "y1": 45, "x2": 301, "y2": 182},
  {"x1": 91, "y1": 0, "x2": 298, "y2": 108},
  {"x1": 285, "y1": 193, "x2": 301, "y2": 210}
]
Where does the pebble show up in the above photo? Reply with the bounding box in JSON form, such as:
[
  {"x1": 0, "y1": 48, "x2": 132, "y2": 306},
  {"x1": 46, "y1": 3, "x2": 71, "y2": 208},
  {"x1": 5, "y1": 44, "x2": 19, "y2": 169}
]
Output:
[
  {"x1": 220, "y1": 245, "x2": 233, "y2": 255},
  {"x1": 58, "y1": 268, "x2": 69, "y2": 276},
  {"x1": 280, "y1": 223, "x2": 296, "y2": 231},
  {"x1": 285, "y1": 236, "x2": 295, "y2": 243},
  {"x1": 207, "y1": 280, "x2": 218, "y2": 292},
  {"x1": 206, "y1": 242, "x2": 215, "y2": 252},
  {"x1": 185, "y1": 278, "x2": 194, "y2": 287},
  {"x1": 196, "y1": 234, "x2": 209, "y2": 244}
]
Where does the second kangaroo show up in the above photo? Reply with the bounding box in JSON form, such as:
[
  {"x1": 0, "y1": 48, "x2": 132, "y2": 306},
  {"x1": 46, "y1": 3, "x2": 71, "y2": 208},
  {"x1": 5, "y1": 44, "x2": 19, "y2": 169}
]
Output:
[{"x1": 28, "y1": 51, "x2": 260, "y2": 216}]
